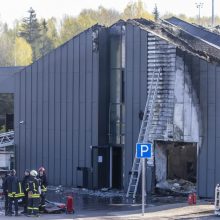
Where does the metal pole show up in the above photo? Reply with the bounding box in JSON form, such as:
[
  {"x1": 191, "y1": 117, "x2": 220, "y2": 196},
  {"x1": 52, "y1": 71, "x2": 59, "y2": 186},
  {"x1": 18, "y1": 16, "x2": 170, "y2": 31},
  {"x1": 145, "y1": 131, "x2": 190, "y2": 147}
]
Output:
[
  {"x1": 212, "y1": 0, "x2": 214, "y2": 27},
  {"x1": 142, "y1": 158, "x2": 145, "y2": 216}
]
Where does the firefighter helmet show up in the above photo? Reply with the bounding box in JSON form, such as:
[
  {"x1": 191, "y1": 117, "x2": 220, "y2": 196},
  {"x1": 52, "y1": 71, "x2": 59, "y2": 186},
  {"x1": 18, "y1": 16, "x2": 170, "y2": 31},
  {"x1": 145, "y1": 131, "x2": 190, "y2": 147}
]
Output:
[
  {"x1": 30, "y1": 170, "x2": 38, "y2": 177},
  {"x1": 38, "y1": 167, "x2": 46, "y2": 173}
]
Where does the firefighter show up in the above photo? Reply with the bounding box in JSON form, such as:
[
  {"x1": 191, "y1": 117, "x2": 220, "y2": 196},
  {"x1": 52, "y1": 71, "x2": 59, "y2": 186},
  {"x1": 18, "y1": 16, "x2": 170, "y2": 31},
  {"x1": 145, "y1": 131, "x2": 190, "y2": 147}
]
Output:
[
  {"x1": 38, "y1": 167, "x2": 48, "y2": 213},
  {"x1": 7, "y1": 169, "x2": 24, "y2": 216},
  {"x1": 21, "y1": 169, "x2": 30, "y2": 214},
  {"x1": 2, "y1": 171, "x2": 10, "y2": 216},
  {"x1": 26, "y1": 170, "x2": 40, "y2": 217}
]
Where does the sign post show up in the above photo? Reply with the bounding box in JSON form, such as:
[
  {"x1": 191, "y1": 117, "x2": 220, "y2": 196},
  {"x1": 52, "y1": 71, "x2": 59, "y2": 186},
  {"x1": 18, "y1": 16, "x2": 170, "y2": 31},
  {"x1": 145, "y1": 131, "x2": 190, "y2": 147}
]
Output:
[
  {"x1": 136, "y1": 143, "x2": 152, "y2": 216},
  {"x1": 142, "y1": 158, "x2": 145, "y2": 216}
]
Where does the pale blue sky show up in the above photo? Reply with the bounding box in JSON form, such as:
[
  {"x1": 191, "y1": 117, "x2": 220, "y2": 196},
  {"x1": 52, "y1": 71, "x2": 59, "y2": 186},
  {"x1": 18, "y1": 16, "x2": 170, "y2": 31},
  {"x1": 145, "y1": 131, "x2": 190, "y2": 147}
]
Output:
[{"x1": 0, "y1": 0, "x2": 219, "y2": 26}]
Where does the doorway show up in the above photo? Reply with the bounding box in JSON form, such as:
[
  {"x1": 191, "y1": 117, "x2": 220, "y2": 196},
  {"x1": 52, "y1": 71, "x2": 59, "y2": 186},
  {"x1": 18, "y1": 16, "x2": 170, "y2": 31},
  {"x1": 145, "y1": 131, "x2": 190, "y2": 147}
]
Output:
[{"x1": 111, "y1": 146, "x2": 122, "y2": 189}]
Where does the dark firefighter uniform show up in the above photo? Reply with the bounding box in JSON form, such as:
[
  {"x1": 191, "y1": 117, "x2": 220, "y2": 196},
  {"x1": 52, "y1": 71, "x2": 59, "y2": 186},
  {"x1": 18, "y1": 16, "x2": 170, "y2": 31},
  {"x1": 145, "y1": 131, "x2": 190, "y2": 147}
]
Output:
[
  {"x1": 38, "y1": 167, "x2": 48, "y2": 212},
  {"x1": 21, "y1": 169, "x2": 30, "y2": 214},
  {"x1": 2, "y1": 172, "x2": 10, "y2": 216},
  {"x1": 26, "y1": 172, "x2": 40, "y2": 216},
  {"x1": 7, "y1": 170, "x2": 24, "y2": 216}
]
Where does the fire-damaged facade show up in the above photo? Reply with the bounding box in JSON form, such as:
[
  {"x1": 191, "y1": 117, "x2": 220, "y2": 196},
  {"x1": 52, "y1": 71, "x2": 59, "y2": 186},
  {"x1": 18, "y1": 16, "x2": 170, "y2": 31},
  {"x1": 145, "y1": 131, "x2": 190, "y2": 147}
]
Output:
[{"x1": 2, "y1": 17, "x2": 220, "y2": 198}]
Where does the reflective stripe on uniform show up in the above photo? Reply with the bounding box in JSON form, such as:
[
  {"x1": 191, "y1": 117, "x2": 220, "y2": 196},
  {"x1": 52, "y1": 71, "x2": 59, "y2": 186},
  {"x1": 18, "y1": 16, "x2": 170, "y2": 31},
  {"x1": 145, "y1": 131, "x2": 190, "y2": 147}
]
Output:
[
  {"x1": 42, "y1": 185, "x2": 47, "y2": 192},
  {"x1": 30, "y1": 194, "x2": 40, "y2": 198},
  {"x1": 27, "y1": 207, "x2": 33, "y2": 210},
  {"x1": 32, "y1": 207, "x2": 39, "y2": 210}
]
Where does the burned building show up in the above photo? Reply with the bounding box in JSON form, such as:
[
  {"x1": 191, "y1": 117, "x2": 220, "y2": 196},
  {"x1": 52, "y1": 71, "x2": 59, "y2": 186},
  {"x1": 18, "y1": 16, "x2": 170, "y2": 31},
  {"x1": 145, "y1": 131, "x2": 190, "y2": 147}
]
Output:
[{"x1": 1, "y1": 18, "x2": 220, "y2": 198}]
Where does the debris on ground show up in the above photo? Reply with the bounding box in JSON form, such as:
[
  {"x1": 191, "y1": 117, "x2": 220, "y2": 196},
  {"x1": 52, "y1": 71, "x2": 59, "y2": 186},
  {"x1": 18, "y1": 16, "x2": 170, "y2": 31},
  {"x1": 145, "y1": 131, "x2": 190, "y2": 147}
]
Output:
[
  {"x1": 72, "y1": 188, "x2": 124, "y2": 198},
  {"x1": 44, "y1": 200, "x2": 66, "y2": 214},
  {"x1": 156, "y1": 179, "x2": 196, "y2": 195}
]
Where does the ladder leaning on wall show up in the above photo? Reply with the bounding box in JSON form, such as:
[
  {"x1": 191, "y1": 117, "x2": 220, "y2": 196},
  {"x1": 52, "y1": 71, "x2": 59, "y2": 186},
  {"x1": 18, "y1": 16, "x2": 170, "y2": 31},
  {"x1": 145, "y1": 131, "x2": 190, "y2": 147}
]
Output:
[{"x1": 126, "y1": 68, "x2": 161, "y2": 199}]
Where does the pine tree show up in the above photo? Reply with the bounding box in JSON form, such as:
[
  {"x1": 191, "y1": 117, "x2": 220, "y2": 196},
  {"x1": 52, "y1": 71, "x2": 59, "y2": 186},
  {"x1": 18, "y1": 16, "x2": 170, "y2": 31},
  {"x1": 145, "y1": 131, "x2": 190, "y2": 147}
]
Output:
[
  {"x1": 153, "y1": 4, "x2": 160, "y2": 22},
  {"x1": 38, "y1": 19, "x2": 53, "y2": 56},
  {"x1": 19, "y1": 7, "x2": 41, "y2": 61}
]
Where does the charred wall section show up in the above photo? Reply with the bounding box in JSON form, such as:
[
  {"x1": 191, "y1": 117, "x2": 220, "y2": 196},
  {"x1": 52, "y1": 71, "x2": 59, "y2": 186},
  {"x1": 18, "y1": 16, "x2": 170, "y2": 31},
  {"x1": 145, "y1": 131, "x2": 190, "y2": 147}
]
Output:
[
  {"x1": 14, "y1": 26, "x2": 109, "y2": 186},
  {"x1": 177, "y1": 49, "x2": 220, "y2": 197}
]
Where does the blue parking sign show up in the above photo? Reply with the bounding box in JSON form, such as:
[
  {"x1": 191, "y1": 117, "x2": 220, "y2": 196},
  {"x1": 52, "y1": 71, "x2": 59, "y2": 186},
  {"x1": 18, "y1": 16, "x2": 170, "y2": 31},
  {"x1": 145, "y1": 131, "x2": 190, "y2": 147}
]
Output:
[{"x1": 136, "y1": 143, "x2": 152, "y2": 158}]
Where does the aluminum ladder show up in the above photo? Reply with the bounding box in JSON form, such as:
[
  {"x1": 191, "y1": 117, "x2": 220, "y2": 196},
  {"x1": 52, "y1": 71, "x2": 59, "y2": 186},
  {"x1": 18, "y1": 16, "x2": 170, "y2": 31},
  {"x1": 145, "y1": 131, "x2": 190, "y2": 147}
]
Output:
[
  {"x1": 0, "y1": 131, "x2": 14, "y2": 148},
  {"x1": 126, "y1": 69, "x2": 161, "y2": 199}
]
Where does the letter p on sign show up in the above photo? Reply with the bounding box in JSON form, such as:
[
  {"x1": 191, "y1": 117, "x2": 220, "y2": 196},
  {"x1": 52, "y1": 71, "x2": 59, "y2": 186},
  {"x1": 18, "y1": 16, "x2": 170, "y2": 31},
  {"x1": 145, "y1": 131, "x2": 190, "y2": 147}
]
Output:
[{"x1": 136, "y1": 143, "x2": 152, "y2": 158}]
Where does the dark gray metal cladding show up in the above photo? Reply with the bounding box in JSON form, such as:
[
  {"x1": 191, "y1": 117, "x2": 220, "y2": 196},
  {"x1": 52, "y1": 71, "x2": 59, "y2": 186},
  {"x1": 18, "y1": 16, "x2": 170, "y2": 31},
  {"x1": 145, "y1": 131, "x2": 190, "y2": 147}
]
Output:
[{"x1": 14, "y1": 25, "x2": 109, "y2": 186}]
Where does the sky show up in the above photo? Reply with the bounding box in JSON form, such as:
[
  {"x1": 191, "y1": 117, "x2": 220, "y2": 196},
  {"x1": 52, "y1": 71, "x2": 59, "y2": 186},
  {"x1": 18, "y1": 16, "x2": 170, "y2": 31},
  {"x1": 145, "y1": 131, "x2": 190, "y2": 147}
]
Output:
[{"x1": 0, "y1": 0, "x2": 219, "y2": 27}]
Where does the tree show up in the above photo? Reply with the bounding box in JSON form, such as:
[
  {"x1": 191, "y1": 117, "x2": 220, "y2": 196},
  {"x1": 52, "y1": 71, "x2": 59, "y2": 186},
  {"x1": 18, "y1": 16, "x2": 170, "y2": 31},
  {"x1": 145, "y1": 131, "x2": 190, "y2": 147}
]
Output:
[
  {"x1": 59, "y1": 15, "x2": 81, "y2": 44},
  {"x1": 153, "y1": 4, "x2": 159, "y2": 22},
  {"x1": 19, "y1": 7, "x2": 41, "y2": 61},
  {"x1": 15, "y1": 37, "x2": 32, "y2": 65},
  {"x1": 97, "y1": 6, "x2": 121, "y2": 26},
  {"x1": 38, "y1": 19, "x2": 54, "y2": 56},
  {"x1": 46, "y1": 17, "x2": 59, "y2": 48},
  {"x1": 122, "y1": 0, "x2": 153, "y2": 20},
  {"x1": 0, "y1": 30, "x2": 14, "y2": 66}
]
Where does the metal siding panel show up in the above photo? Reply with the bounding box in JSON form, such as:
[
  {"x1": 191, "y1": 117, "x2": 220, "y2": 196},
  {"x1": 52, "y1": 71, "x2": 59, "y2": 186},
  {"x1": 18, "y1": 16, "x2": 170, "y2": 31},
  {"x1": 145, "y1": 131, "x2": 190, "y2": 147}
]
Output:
[
  {"x1": 31, "y1": 63, "x2": 38, "y2": 170},
  {"x1": 206, "y1": 64, "x2": 216, "y2": 197},
  {"x1": 208, "y1": 64, "x2": 216, "y2": 104},
  {"x1": 14, "y1": 73, "x2": 21, "y2": 176},
  {"x1": 66, "y1": 40, "x2": 74, "y2": 186},
  {"x1": 73, "y1": 37, "x2": 80, "y2": 186},
  {"x1": 191, "y1": 56, "x2": 200, "y2": 102},
  {"x1": 216, "y1": 66, "x2": 220, "y2": 138},
  {"x1": 85, "y1": 31, "x2": 93, "y2": 168},
  {"x1": 215, "y1": 137, "x2": 220, "y2": 184},
  {"x1": 215, "y1": 66, "x2": 220, "y2": 184},
  {"x1": 54, "y1": 48, "x2": 61, "y2": 185},
  {"x1": 140, "y1": 30, "x2": 148, "y2": 110},
  {"x1": 92, "y1": 46, "x2": 99, "y2": 146},
  {"x1": 48, "y1": 52, "x2": 55, "y2": 184},
  {"x1": 25, "y1": 66, "x2": 32, "y2": 170},
  {"x1": 79, "y1": 33, "x2": 86, "y2": 168},
  {"x1": 20, "y1": 70, "x2": 26, "y2": 174},
  {"x1": 133, "y1": 26, "x2": 141, "y2": 150},
  {"x1": 43, "y1": 54, "x2": 49, "y2": 174},
  {"x1": 207, "y1": 103, "x2": 215, "y2": 197},
  {"x1": 61, "y1": 44, "x2": 68, "y2": 185},
  {"x1": 198, "y1": 59, "x2": 208, "y2": 197},
  {"x1": 125, "y1": 24, "x2": 134, "y2": 187},
  {"x1": 37, "y1": 59, "x2": 43, "y2": 168}
]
